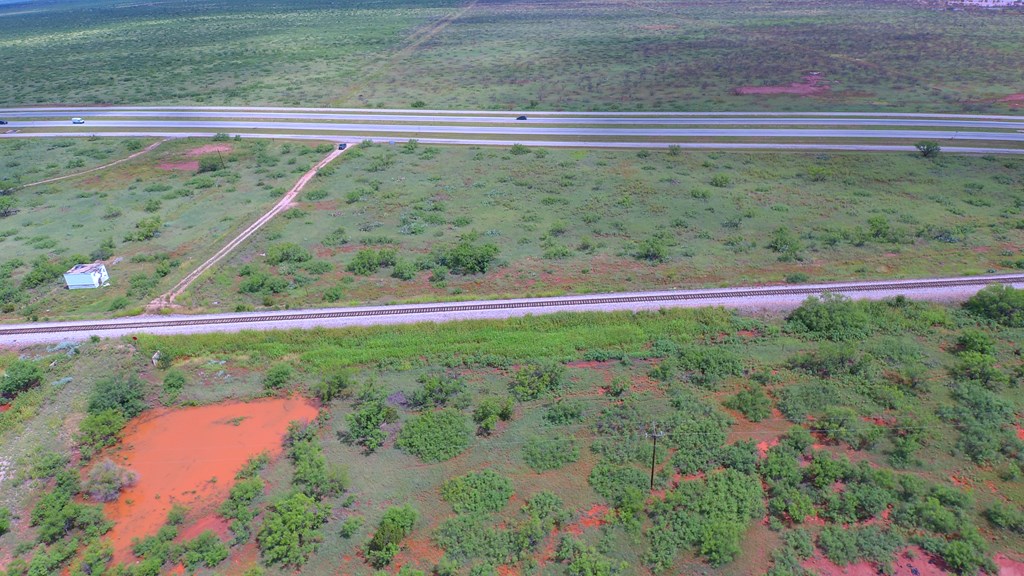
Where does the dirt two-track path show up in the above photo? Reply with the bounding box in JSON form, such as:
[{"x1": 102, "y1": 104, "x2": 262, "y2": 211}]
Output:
[
  {"x1": 22, "y1": 138, "x2": 168, "y2": 188},
  {"x1": 148, "y1": 146, "x2": 348, "y2": 310}
]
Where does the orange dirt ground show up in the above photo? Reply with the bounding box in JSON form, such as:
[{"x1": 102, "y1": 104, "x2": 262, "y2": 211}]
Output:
[
  {"x1": 100, "y1": 397, "x2": 318, "y2": 564},
  {"x1": 803, "y1": 545, "x2": 948, "y2": 576},
  {"x1": 996, "y1": 553, "x2": 1024, "y2": 576},
  {"x1": 158, "y1": 161, "x2": 200, "y2": 171}
]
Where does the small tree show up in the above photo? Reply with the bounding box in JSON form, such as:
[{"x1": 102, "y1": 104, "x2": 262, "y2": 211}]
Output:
[
  {"x1": 0, "y1": 359, "x2": 43, "y2": 399},
  {"x1": 257, "y1": 492, "x2": 331, "y2": 567},
  {"x1": 914, "y1": 140, "x2": 941, "y2": 158}
]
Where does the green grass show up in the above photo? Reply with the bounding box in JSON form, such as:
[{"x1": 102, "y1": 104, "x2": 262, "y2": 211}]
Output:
[
  {"x1": 4, "y1": 299, "x2": 1024, "y2": 575},
  {"x1": 0, "y1": 138, "x2": 158, "y2": 189},
  {"x1": 2, "y1": 0, "x2": 1024, "y2": 113},
  {"x1": 182, "y1": 144, "x2": 1024, "y2": 312},
  {"x1": 0, "y1": 137, "x2": 334, "y2": 320}
]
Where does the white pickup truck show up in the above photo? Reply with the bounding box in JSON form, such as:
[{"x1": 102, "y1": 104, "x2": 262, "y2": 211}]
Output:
[{"x1": 71, "y1": 117, "x2": 85, "y2": 124}]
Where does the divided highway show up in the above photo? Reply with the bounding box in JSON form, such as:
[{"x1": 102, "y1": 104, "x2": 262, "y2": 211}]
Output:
[{"x1": 2, "y1": 107, "x2": 1023, "y2": 152}]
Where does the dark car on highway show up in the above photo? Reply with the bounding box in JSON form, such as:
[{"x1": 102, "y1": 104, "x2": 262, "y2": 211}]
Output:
[
  {"x1": 0, "y1": 120, "x2": 8, "y2": 125},
  {"x1": 516, "y1": 115, "x2": 527, "y2": 120}
]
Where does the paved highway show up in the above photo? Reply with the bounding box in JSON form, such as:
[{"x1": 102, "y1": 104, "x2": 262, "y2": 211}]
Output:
[{"x1": 2, "y1": 107, "x2": 1023, "y2": 151}]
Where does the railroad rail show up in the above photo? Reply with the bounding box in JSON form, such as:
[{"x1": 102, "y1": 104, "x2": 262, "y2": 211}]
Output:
[{"x1": 1, "y1": 274, "x2": 1021, "y2": 340}]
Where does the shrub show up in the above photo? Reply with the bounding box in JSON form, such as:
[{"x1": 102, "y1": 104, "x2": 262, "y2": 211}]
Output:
[
  {"x1": 433, "y1": 236, "x2": 499, "y2": 275},
  {"x1": 76, "y1": 409, "x2": 128, "y2": 459},
  {"x1": 263, "y1": 363, "x2": 294, "y2": 390},
  {"x1": 441, "y1": 470, "x2": 514, "y2": 513},
  {"x1": 0, "y1": 359, "x2": 43, "y2": 400},
  {"x1": 367, "y1": 505, "x2": 417, "y2": 568},
  {"x1": 545, "y1": 399, "x2": 584, "y2": 425},
  {"x1": 346, "y1": 248, "x2": 395, "y2": 275},
  {"x1": 124, "y1": 216, "x2": 162, "y2": 241},
  {"x1": 290, "y1": 431, "x2": 348, "y2": 500},
  {"x1": 83, "y1": 459, "x2": 138, "y2": 502},
  {"x1": 509, "y1": 363, "x2": 564, "y2": 400},
  {"x1": 985, "y1": 503, "x2": 1024, "y2": 534},
  {"x1": 197, "y1": 156, "x2": 223, "y2": 173},
  {"x1": 266, "y1": 242, "x2": 312, "y2": 265},
  {"x1": 180, "y1": 531, "x2": 229, "y2": 570},
  {"x1": 472, "y1": 396, "x2": 514, "y2": 434},
  {"x1": 914, "y1": 140, "x2": 941, "y2": 158},
  {"x1": 955, "y1": 330, "x2": 995, "y2": 356},
  {"x1": 88, "y1": 374, "x2": 147, "y2": 418},
  {"x1": 163, "y1": 369, "x2": 186, "y2": 394},
  {"x1": 339, "y1": 516, "x2": 364, "y2": 538},
  {"x1": 787, "y1": 293, "x2": 872, "y2": 341},
  {"x1": 323, "y1": 227, "x2": 349, "y2": 247},
  {"x1": 523, "y1": 436, "x2": 579, "y2": 472},
  {"x1": 311, "y1": 371, "x2": 352, "y2": 403},
  {"x1": 710, "y1": 174, "x2": 731, "y2": 188},
  {"x1": 408, "y1": 372, "x2": 465, "y2": 408},
  {"x1": 391, "y1": 260, "x2": 417, "y2": 280},
  {"x1": 816, "y1": 525, "x2": 903, "y2": 567},
  {"x1": 396, "y1": 409, "x2": 470, "y2": 462},
  {"x1": 963, "y1": 285, "x2": 1024, "y2": 327},
  {"x1": 345, "y1": 398, "x2": 399, "y2": 452},
  {"x1": 767, "y1": 227, "x2": 802, "y2": 260},
  {"x1": 0, "y1": 507, "x2": 10, "y2": 536},
  {"x1": 633, "y1": 237, "x2": 668, "y2": 263},
  {"x1": 257, "y1": 492, "x2": 330, "y2": 567},
  {"x1": 723, "y1": 386, "x2": 771, "y2": 422}
]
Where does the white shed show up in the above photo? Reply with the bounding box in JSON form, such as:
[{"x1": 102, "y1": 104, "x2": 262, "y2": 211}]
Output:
[{"x1": 63, "y1": 263, "x2": 109, "y2": 290}]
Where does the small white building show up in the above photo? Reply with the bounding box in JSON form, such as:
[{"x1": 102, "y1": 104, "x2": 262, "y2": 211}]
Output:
[{"x1": 63, "y1": 263, "x2": 109, "y2": 290}]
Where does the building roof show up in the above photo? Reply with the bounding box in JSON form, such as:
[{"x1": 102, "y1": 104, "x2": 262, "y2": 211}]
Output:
[{"x1": 65, "y1": 262, "x2": 107, "y2": 275}]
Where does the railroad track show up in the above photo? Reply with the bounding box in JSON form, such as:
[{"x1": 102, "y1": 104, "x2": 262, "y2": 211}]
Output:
[{"x1": 2, "y1": 274, "x2": 1021, "y2": 339}]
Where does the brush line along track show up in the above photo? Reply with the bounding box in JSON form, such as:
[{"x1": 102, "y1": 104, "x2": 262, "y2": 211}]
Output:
[{"x1": 1, "y1": 275, "x2": 1021, "y2": 338}]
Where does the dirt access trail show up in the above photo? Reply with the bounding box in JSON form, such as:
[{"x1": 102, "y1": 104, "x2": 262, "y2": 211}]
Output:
[
  {"x1": 149, "y1": 146, "x2": 347, "y2": 310},
  {"x1": 22, "y1": 138, "x2": 168, "y2": 188}
]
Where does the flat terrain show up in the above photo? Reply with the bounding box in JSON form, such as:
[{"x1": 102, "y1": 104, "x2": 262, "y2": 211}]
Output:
[
  {"x1": 0, "y1": 137, "x2": 331, "y2": 319},
  {"x1": 2, "y1": 0, "x2": 1023, "y2": 113},
  {"x1": 180, "y1": 144, "x2": 1024, "y2": 313},
  {"x1": 1, "y1": 298, "x2": 1022, "y2": 575},
  {"x1": 0, "y1": 137, "x2": 157, "y2": 189}
]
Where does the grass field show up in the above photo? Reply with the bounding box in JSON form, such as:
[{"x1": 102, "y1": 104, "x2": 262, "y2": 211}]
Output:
[
  {"x1": 0, "y1": 138, "x2": 158, "y2": 189},
  {"x1": 180, "y1": 143, "x2": 1024, "y2": 312},
  {"x1": 2, "y1": 0, "x2": 1024, "y2": 113},
  {"x1": 2, "y1": 297, "x2": 1022, "y2": 575},
  {"x1": 0, "y1": 137, "x2": 335, "y2": 320}
]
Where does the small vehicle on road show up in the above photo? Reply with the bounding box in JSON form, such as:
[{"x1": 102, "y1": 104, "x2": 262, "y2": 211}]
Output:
[
  {"x1": 516, "y1": 115, "x2": 528, "y2": 120},
  {"x1": 71, "y1": 117, "x2": 85, "y2": 124},
  {"x1": 0, "y1": 120, "x2": 7, "y2": 125},
  {"x1": 338, "y1": 143, "x2": 347, "y2": 150}
]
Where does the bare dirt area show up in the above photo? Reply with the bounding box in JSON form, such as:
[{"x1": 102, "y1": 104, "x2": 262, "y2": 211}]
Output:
[
  {"x1": 158, "y1": 161, "x2": 200, "y2": 171},
  {"x1": 100, "y1": 397, "x2": 318, "y2": 563},
  {"x1": 735, "y1": 74, "x2": 831, "y2": 96},
  {"x1": 996, "y1": 553, "x2": 1024, "y2": 575},
  {"x1": 186, "y1": 144, "x2": 233, "y2": 157},
  {"x1": 998, "y1": 93, "x2": 1024, "y2": 108},
  {"x1": 803, "y1": 545, "x2": 948, "y2": 576}
]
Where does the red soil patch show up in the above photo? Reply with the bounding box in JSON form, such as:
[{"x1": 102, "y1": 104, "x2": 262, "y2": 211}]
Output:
[
  {"x1": 392, "y1": 537, "x2": 445, "y2": 571},
  {"x1": 757, "y1": 438, "x2": 780, "y2": 458},
  {"x1": 496, "y1": 565, "x2": 522, "y2": 576},
  {"x1": 186, "y1": 144, "x2": 232, "y2": 157},
  {"x1": 996, "y1": 553, "x2": 1024, "y2": 576},
  {"x1": 998, "y1": 93, "x2": 1024, "y2": 108},
  {"x1": 223, "y1": 540, "x2": 259, "y2": 576},
  {"x1": 578, "y1": 504, "x2": 609, "y2": 529},
  {"x1": 176, "y1": 514, "x2": 232, "y2": 542},
  {"x1": 735, "y1": 74, "x2": 831, "y2": 96},
  {"x1": 803, "y1": 545, "x2": 947, "y2": 576},
  {"x1": 102, "y1": 397, "x2": 318, "y2": 564},
  {"x1": 0, "y1": 404, "x2": 10, "y2": 412},
  {"x1": 1016, "y1": 424, "x2": 1024, "y2": 441},
  {"x1": 158, "y1": 161, "x2": 199, "y2": 171}
]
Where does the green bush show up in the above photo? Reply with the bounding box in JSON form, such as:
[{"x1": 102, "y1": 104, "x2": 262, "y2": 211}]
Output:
[
  {"x1": 408, "y1": 372, "x2": 465, "y2": 409},
  {"x1": 391, "y1": 260, "x2": 418, "y2": 280},
  {"x1": 544, "y1": 399, "x2": 584, "y2": 424},
  {"x1": 816, "y1": 525, "x2": 903, "y2": 567},
  {"x1": 257, "y1": 492, "x2": 331, "y2": 567},
  {"x1": 163, "y1": 369, "x2": 186, "y2": 394},
  {"x1": 263, "y1": 363, "x2": 294, "y2": 390},
  {"x1": 0, "y1": 507, "x2": 10, "y2": 536},
  {"x1": 523, "y1": 436, "x2": 579, "y2": 472},
  {"x1": 266, "y1": 242, "x2": 312, "y2": 265},
  {"x1": 984, "y1": 503, "x2": 1024, "y2": 534},
  {"x1": 345, "y1": 397, "x2": 399, "y2": 452},
  {"x1": 367, "y1": 505, "x2": 417, "y2": 568},
  {"x1": 0, "y1": 359, "x2": 43, "y2": 400},
  {"x1": 323, "y1": 227, "x2": 349, "y2": 247},
  {"x1": 963, "y1": 284, "x2": 1024, "y2": 327},
  {"x1": 787, "y1": 293, "x2": 872, "y2": 341},
  {"x1": 87, "y1": 374, "x2": 147, "y2": 418},
  {"x1": 339, "y1": 516, "x2": 364, "y2": 538},
  {"x1": 290, "y1": 431, "x2": 348, "y2": 500},
  {"x1": 76, "y1": 409, "x2": 128, "y2": 459},
  {"x1": 723, "y1": 386, "x2": 771, "y2": 422},
  {"x1": 311, "y1": 371, "x2": 352, "y2": 403},
  {"x1": 397, "y1": 409, "x2": 470, "y2": 462},
  {"x1": 124, "y1": 216, "x2": 162, "y2": 241},
  {"x1": 509, "y1": 362, "x2": 564, "y2": 400},
  {"x1": 472, "y1": 396, "x2": 514, "y2": 434},
  {"x1": 346, "y1": 248, "x2": 396, "y2": 275},
  {"x1": 441, "y1": 470, "x2": 514, "y2": 513},
  {"x1": 180, "y1": 531, "x2": 229, "y2": 570},
  {"x1": 433, "y1": 236, "x2": 499, "y2": 275},
  {"x1": 633, "y1": 237, "x2": 668, "y2": 263}
]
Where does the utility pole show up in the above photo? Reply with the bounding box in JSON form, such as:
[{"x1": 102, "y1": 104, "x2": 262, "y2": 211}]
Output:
[{"x1": 645, "y1": 423, "x2": 665, "y2": 490}]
